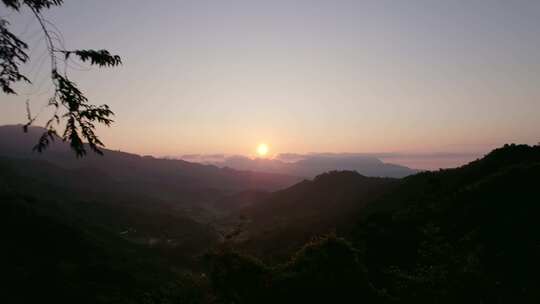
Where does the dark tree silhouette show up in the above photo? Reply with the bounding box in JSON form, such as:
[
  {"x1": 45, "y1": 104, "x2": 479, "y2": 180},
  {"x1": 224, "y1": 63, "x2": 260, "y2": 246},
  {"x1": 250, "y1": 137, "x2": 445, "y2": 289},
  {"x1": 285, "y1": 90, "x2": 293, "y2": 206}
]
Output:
[{"x1": 1, "y1": 0, "x2": 121, "y2": 156}]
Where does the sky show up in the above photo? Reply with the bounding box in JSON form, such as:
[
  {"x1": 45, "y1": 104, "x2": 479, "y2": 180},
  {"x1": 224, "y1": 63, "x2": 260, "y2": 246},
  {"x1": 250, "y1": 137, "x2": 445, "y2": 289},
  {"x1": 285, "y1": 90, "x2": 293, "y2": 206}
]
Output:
[{"x1": 1, "y1": 0, "x2": 540, "y2": 165}]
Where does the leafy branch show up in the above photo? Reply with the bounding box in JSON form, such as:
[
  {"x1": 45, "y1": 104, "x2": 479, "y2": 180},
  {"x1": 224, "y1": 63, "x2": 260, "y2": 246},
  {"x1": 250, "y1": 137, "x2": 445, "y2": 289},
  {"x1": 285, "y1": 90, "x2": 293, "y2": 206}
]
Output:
[{"x1": 1, "y1": 0, "x2": 122, "y2": 156}]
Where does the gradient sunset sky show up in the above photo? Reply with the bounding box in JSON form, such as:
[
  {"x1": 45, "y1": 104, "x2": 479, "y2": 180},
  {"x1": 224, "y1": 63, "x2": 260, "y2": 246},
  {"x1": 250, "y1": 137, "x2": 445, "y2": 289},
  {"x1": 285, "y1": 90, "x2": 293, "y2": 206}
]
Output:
[{"x1": 2, "y1": 0, "x2": 539, "y2": 160}]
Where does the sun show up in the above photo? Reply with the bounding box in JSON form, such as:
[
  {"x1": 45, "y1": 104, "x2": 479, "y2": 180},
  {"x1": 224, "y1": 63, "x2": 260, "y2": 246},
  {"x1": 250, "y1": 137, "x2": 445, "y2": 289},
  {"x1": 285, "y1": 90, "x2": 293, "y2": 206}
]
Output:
[{"x1": 256, "y1": 143, "x2": 269, "y2": 157}]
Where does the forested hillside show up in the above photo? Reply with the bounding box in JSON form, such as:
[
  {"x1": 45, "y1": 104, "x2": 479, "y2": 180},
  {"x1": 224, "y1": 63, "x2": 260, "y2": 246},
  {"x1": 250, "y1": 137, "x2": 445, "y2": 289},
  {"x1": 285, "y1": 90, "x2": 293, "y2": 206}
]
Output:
[
  {"x1": 2, "y1": 143, "x2": 539, "y2": 303},
  {"x1": 206, "y1": 144, "x2": 540, "y2": 303}
]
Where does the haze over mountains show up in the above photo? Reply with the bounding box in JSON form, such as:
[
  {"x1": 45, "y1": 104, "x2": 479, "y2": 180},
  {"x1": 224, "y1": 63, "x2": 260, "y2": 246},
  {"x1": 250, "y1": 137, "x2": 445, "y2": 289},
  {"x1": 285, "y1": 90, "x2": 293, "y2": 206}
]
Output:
[
  {"x1": 182, "y1": 152, "x2": 418, "y2": 178},
  {"x1": 0, "y1": 125, "x2": 301, "y2": 193},
  {"x1": 1, "y1": 125, "x2": 419, "y2": 181}
]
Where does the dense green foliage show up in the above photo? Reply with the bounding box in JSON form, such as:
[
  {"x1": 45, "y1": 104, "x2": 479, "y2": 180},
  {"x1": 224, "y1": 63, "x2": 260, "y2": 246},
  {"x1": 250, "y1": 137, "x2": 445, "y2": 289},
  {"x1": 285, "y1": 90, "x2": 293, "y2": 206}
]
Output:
[{"x1": 204, "y1": 235, "x2": 375, "y2": 304}]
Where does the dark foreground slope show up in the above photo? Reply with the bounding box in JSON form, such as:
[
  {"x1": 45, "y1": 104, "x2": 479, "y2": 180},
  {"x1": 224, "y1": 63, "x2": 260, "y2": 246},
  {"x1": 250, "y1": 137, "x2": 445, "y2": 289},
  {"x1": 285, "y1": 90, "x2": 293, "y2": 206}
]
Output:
[
  {"x1": 0, "y1": 163, "x2": 212, "y2": 304},
  {"x1": 0, "y1": 156, "x2": 219, "y2": 258}
]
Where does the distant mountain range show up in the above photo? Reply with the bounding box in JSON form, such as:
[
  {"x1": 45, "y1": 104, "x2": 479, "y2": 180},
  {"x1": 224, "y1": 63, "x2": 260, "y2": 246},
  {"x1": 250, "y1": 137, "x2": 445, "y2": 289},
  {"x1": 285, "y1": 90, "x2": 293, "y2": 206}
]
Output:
[
  {"x1": 182, "y1": 153, "x2": 418, "y2": 178},
  {"x1": 0, "y1": 125, "x2": 301, "y2": 195}
]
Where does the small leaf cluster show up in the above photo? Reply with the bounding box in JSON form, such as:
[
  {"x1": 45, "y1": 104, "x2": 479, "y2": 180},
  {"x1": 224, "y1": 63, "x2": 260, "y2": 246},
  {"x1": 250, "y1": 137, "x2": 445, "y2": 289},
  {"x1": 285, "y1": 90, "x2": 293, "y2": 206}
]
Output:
[
  {"x1": 65, "y1": 49, "x2": 122, "y2": 67},
  {"x1": 1, "y1": 0, "x2": 63, "y2": 12},
  {"x1": 0, "y1": 19, "x2": 30, "y2": 94}
]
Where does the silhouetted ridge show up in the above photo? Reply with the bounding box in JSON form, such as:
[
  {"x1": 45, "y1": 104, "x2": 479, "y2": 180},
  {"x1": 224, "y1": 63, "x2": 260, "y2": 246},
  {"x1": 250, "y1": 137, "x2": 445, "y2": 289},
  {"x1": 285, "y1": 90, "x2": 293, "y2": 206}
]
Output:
[
  {"x1": 347, "y1": 143, "x2": 540, "y2": 303},
  {"x1": 470, "y1": 143, "x2": 540, "y2": 168},
  {"x1": 312, "y1": 170, "x2": 368, "y2": 185},
  {"x1": 0, "y1": 125, "x2": 301, "y2": 193},
  {"x1": 203, "y1": 152, "x2": 418, "y2": 178},
  {"x1": 221, "y1": 170, "x2": 396, "y2": 259}
]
